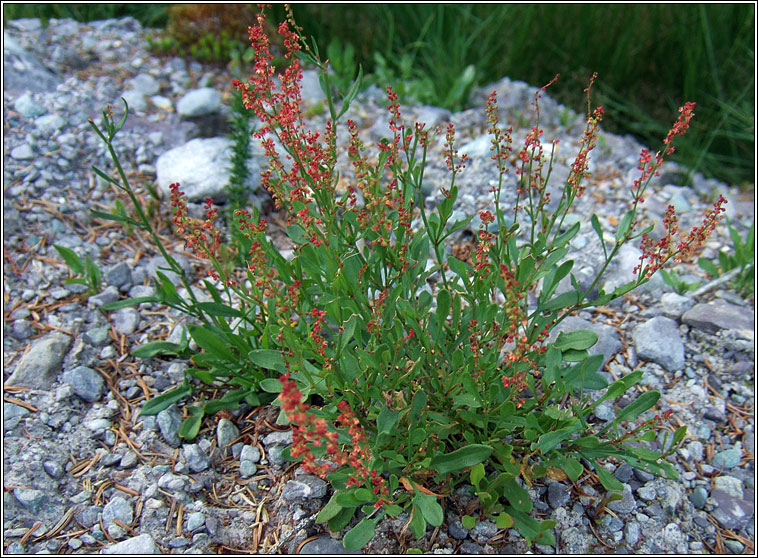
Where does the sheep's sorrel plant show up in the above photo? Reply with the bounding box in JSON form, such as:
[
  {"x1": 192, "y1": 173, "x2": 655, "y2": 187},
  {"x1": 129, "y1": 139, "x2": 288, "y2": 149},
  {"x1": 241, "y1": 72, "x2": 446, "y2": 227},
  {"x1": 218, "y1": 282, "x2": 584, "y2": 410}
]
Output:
[{"x1": 88, "y1": 6, "x2": 728, "y2": 550}]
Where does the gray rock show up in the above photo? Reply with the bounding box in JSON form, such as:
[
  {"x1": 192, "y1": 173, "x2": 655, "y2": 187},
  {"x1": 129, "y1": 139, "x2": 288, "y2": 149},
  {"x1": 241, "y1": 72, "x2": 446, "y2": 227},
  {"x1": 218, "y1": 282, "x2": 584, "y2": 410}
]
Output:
[
  {"x1": 689, "y1": 487, "x2": 708, "y2": 509},
  {"x1": 177, "y1": 87, "x2": 221, "y2": 117},
  {"x1": 239, "y1": 461, "x2": 257, "y2": 477},
  {"x1": 267, "y1": 445, "x2": 286, "y2": 466},
  {"x1": 120, "y1": 450, "x2": 139, "y2": 469},
  {"x1": 3, "y1": 31, "x2": 62, "y2": 94},
  {"x1": 703, "y1": 405, "x2": 727, "y2": 423},
  {"x1": 119, "y1": 89, "x2": 147, "y2": 112},
  {"x1": 594, "y1": 403, "x2": 615, "y2": 422},
  {"x1": 183, "y1": 443, "x2": 211, "y2": 473},
  {"x1": 83, "y1": 326, "x2": 110, "y2": 347},
  {"x1": 11, "y1": 319, "x2": 34, "y2": 340},
  {"x1": 157, "y1": 405, "x2": 182, "y2": 447},
  {"x1": 6, "y1": 332, "x2": 71, "y2": 390},
  {"x1": 156, "y1": 137, "x2": 232, "y2": 202},
  {"x1": 710, "y1": 489, "x2": 753, "y2": 530},
  {"x1": 613, "y1": 464, "x2": 634, "y2": 484},
  {"x1": 42, "y1": 460, "x2": 64, "y2": 479},
  {"x1": 713, "y1": 476, "x2": 744, "y2": 498},
  {"x1": 158, "y1": 472, "x2": 186, "y2": 491},
  {"x1": 636, "y1": 483, "x2": 657, "y2": 501},
  {"x1": 632, "y1": 316, "x2": 684, "y2": 371},
  {"x1": 659, "y1": 292, "x2": 695, "y2": 320},
  {"x1": 448, "y1": 517, "x2": 470, "y2": 540},
  {"x1": 102, "y1": 496, "x2": 133, "y2": 527},
  {"x1": 712, "y1": 446, "x2": 742, "y2": 469},
  {"x1": 106, "y1": 262, "x2": 132, "y2": 288},
  {"x1": 624, "y1": 521, "x2": 640, "y2": 546},
  {"x1": 299, "y1": 535, "x2": 361, "y2": 554},
  {"x1": 217, "y1": 419, "x2": 240, "y2": 456},
  {"x1": 263, "y1": 430, "x2": 293, "y2": 446},
  {"x1": 102, "y1": 534, "x2": 157, "y2": 554},
  {"x1": 471, "y1": 520, "x2": 498, "y2": 543},
  {"x1": 559, "y1": 526, "x2": 588, "y2": 554},
  {"x1": 414, "y1": 105, "x2": 452, "y2": 128},
  {"x1": 13, "y1": 91, "x2": 46, "y2": 117},
  {"x1": 88, "y1": 286, "x2": 120, "y2": 307},
  {"x1": 145, "y1": 254, "x2": 192, "y2": 286},
  {"x1": 205, "y1": 516, "x2": 219, "y2": 536},
  {"x1": 682, "y1": 300, "x2": 754, "y2": 335},
  {"x1": 35, "y1": 113, "x2": 66, "y2": 134},
  {"x1": 547, "y1": 482, "x2": 570, "y2": 509},
  {"x1": 112, "y1": 307, "x2": 140, "y2": 334},
  {"x1": 6, "y1": 542, "x2": 25, "y2": 554},
  {"x1": 168, "y1": 536, "x2": 190, "y2": 548},
  {"x1": 240, "y1": 444, "x2": 261, "y2": 463},
  {"x1": 607, "y1": 484, "x2": 636, "y2": 514},
  {"x1": 298, "y1": 70, "x2": 327, "y2": 105},
  {"x1": 187, "y1": 511, "x2": 206, "y2": 532},
  {"x1": 13, "y1": 488, "x2": 49, "y2": 515},
  {"x1": 686, "y1": 440, "x2": 704, "y2": 462},
  {"x1": 62, "y1": 365, "x2": 105, "y2": 403},
  {"x1": 4, "y1": 401, "x2": 30, "y2": 421},
  {"x1": 281, "y1": 475, "x2": 328, "y2": 500},
  {"x1": 130, "y1": 73, "x2": 160, "y2": 96}
]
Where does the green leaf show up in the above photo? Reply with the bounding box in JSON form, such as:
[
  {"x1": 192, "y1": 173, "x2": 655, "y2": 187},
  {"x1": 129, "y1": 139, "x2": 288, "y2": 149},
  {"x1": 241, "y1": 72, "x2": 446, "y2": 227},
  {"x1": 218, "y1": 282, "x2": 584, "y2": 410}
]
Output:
[
  {"x1": 461, "y1": 515, "x2": 476, "y2": 529},
  {"x1": 195, "y1": 302, "x2": 242, "y2": 317},
  {"x1": 615, "y1": 390, "x2": 660, "y2": 423},
  {"x1": 537, "y1": 424, "x2": 581, "y2": 453},
  {"x1": 590, "y1": 214, "x2": 605, "y2": 245},
  {"x1": 316, "y1": 493, "x2": 343, "y2": 524},
  {"x1": 409, "y1": 390, "x2": 427, "y2": 423},
  {"x1": 139, "y1": 384, "x2": 192, "y2": 416},
  {"x1": 100, "y1": 296, "x2": 159, "y2": 310},
  {"x1": 496, "y1": 513, "x2": 513, "y2": 529},
  {"x1": 190, "y1": 325, "x2": 235, "y2": 361},
  {"x1": 447, "y1": 257, "x2": 470, "y2": 287},
  {"x1": 260, "y1": 378, "x2": 284, "y2": 393},
  {"x1": 553, "y1": 221, "x2": 581, "y2": 247},
  {"x1": 53, "y1": 245, "x2": 84, "y2": 275},
  {"x1": 503, "y1": 477, "x2": 532, "y2": 512},
  {"x1": 553, "y1": 329, "x2": 598, "y2": 351},
  {"x1": 612, "y1": 280, "x2": 637, "y2": 297},
  {"x1": 187, "y1": 367, "x2": 215, "y2": 384},
  {"x1": 698, "y1": 257, "x2": 720, "y2": 278},
  {"x1": 593, "y1": 461, "x2": 624, "y2": 491},
  {"x1": 413, "y1": 491, "x2": 443, "y2": 527},
  {"x1": 470, "y1": 463, "x2": 485, "y2": 489},
  {"x1": 615, "y1": 210, "x2": 634, "y2": 242},
  {"x1": 408, "y1": 504, "x2": 426, "y2": 538},
  {"x1": 342, "y1": 516, "x2": 380, "y2": 550},
  {"x1": 541, "y1": 291, "x2": 578, "y2": 312},
  {"x1": 560, "y1": 456, "x2": 584, "y2": 481},
  {"x1": 431, "y1": 444, "x2": 493, "y2": 475},
  {"x1": 178, "y1": 406, "x2": 204, "y2": 440},
  {"x1": 377, "y1": 405, "x2": 399, "y2": 435},
  {"x1": 248, "y1": 349, "x2": 285, "y2": 372},
  {"x1": 673, "y1": 425, "x2": 688, "y2": 445},
  {"x1": 131, "y1": 341, "x2": 183, "y2": 358},
  {"x1": 89, "y1": 209, "x2": 144, "y2": 228},
  {"x1": 91, "y1": 165, "x2": 120, "y2": 185},
  {"x1": 327, "y1": 505, "x2": 357, "y2": 532},
  {"x1": 337, "y1": 65, "x2": 363, "y2": 120}
]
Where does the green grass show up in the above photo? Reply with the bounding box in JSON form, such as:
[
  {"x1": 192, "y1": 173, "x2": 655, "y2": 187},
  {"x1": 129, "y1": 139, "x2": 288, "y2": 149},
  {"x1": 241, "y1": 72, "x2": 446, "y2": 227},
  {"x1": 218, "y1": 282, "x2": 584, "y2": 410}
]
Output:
[{"x1": 5, "y1": 4, "x2": 754, "y2": 189}]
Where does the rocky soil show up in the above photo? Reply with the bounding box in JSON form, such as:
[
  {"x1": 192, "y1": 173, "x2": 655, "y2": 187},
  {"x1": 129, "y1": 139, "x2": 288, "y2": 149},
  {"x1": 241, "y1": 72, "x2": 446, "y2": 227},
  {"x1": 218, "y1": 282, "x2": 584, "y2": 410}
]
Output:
[{"x1": 3, "y1": 16, "x2": 755, "y2": 555}]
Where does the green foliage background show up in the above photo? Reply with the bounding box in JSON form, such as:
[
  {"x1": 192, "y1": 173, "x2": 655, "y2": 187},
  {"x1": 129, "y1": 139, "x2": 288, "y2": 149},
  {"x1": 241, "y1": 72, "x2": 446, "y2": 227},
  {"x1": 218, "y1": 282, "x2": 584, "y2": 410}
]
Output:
[{"x1": 4, "y1": 3, "x2": 754, "y2": 188}]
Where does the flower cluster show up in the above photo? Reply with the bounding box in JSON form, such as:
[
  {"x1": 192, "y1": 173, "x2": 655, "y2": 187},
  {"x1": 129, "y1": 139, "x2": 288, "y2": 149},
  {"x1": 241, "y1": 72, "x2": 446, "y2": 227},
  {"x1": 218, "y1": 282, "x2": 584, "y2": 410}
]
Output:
[
  {"x1": 635, "y1": 195, "x2": 728, "y2": 278},
  {"x1": 279, "y1": 374, "x2": 390, "y2": 507}
]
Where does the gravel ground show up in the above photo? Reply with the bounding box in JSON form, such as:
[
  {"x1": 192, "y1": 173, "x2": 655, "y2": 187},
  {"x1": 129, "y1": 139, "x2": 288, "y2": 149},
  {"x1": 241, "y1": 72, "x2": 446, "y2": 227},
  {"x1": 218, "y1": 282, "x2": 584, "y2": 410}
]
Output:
[{"x1": 3, "y1": 16, "x2": 755, "y2": 555}]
